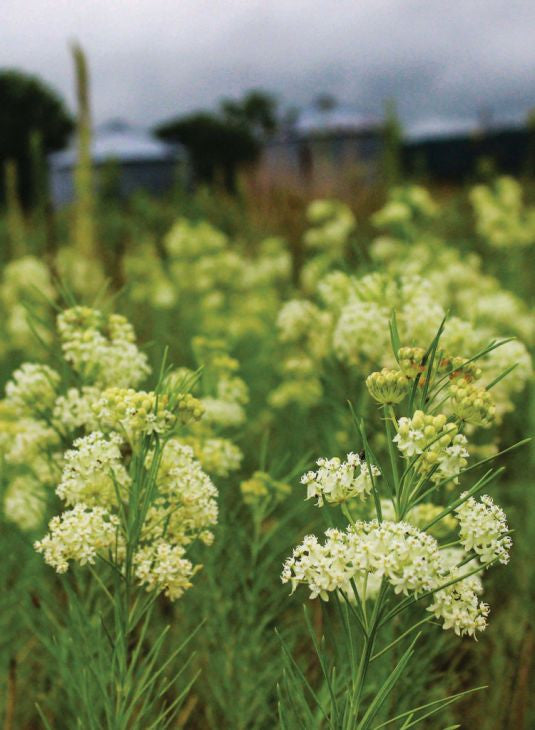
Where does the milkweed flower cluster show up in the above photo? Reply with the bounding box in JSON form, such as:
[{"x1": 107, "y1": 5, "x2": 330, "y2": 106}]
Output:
[
  {"x1": 283, "y1": 322, "x2": 516, "y2": 644},
  {"x1": 35, "y1": 505, "x2": 120, "y2": 574},
  {"x1": 300, "y1": 200, "x2": 356, "y2": 291},
  {"x1": 0, "y1": 305, "x2": 220, "y2": 602},
  {"x1": 3, "y1": 475, "x2": 46, "y2": 531},
  {"x1": 92, "y1": 388, "x2": 195, "y2": 441},
  {"x1": 5, "y1": 363, "x2": 60, "y2": 413},
  {"x1": 58, "y1": 306, "x2": 150, "y2": 388},
  {"x1": 456, "y1": 494, "x2": 512, "y2": 565},
  {"x1": 163, "y1": 338, "x2": 247, "y2": 477},
  {"x1": 0, "y1": 256, "x2": 56, "y2": 355},
  {"x1": 35, "y1": 397, "x2": 217, "y2": 601},
  {"x1": 157, "y1": 218, "x2": 291, "y2": 341},
  {"x1": 450, "y1": 382, "x2": 496, "y2": 427},
  {"x1": 301, "y1": 453, "x2": 381, "y2": 506},
  {"x1": 371, "y1": 185, "x2": 437, "y2": 239},
  {"x1": 304, "y1": 199, "x2": 356, "y2": 255},
  {"x1": 366, "y1": 368, "x2": 409, "y2": 404},
  {"x1": 282, "y1": 520, "x2": 489, "y2": 637},
  {"x1": 470, "y1": 176, "x2": 535, "y2": 249},
  {"x1": 56, "y1": 431, "x2": 130, "y2": 507}
]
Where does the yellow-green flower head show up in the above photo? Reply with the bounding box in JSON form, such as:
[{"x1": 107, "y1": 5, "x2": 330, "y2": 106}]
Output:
[
  {"x1": 450, "y1": 382, "x2": 496, "y2": 427},
  {"x1": 398, "y1": 347, "x2": 427, "y2": 378},
  {"x1": 182, "y1": 435, "x2": 242, "y2": 477},
  {"x1": 92, "y1": 387, "x2": 194, "y2": 440},
  {"x1": 366, "y1": 368, "x2": 409, "y2": 404},
  {"x1": 174, "y1": 392, "x2": 205, "y2": 424},
  {"x1": 240, "y1": 470, "x2": 291, "y2": 506},
  {"x1": 393, "y1": 411, "x2": 467, "y2": 481}
]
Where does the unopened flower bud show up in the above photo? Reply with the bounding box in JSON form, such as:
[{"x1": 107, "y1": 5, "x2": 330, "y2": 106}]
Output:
[
  {"x1": 398, "y1": 347, "x2": 426, "y2": 378},
  {"x1": 450, "y1": 382, "x2": 496, "y2": 427},
  {"x1": 366, "y1": 368, "x2": 409, "y2": 404}
]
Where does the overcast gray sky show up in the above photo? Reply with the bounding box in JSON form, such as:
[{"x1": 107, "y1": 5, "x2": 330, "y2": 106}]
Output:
[{"x1": 2, "y1": 0, "x2": 534, "y2": 136}]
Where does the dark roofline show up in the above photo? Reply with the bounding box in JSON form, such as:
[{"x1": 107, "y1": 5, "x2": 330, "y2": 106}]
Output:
[{"x1": 266, "y1": 127, "x2": 383, "y2": 147}]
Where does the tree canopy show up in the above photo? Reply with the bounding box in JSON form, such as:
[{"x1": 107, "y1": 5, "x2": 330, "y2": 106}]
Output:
[
  {"x1": 155, "y1": 90, "x2": 279, "y2": 190},
  {"x1": 0, "y1": 69, "x2": 73, "y2": 204}
]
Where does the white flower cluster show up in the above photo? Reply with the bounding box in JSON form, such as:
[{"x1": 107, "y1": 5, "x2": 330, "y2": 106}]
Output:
[
  {"x1": 144, "y1": 440, "x2": 218, "y2": 548},
  {"x1": 301, "y1": 452, "x2": 380, "y2": 506},
  {"x1": 3, "y1": 475, "x2": 46, "y2": 531},
  {"x1": 35, "y1": 505, "x2": 119, "y2": 574},
  {"x1": 4, "y1": 417, "x2": 60, "y2": 483},
  {"x1": 35, "y1": 431, "x2": 218, "y2": 602},
  {"x1": 53, "y1": 386, "x2": 102, "y2": 432},
  {"x1": 0, "y1": 256, "x2": 56, "y2": 352},
  {"x1": 134, "y1": 541, "x2": 197, "y2": 601},
  {"x1": 92, "y1": 387, "x2": 181, "y2": 441},
  {"x1": 5, "y1": 363, "x2": 60, "y2": 413},
  {"x1": 57, "y1": 307, "x2": 150, "y2": 388},
  {"x1": 200, "y1": 398, "x2": 245, "y2": 429},
  {"x1": 303, "y1": 199, "x2": 356, "y2": 257},
  {"x1": 428, "y1": 572, "x2": 489, "y2": 637},
  {"x1": 372, "y1": 185, "x2": 437, "y2": 233},
  {"x1": 282, "y1": 520, "x2": 489, "y2": 636},
  {"x1": 56, "y1": 432, "x2": 131, "y2": 507},
  {"x1": 333, "y1": 299, "x2": 390, "y2": 366},
  {"x1": 277, "y1": 299, "x2": 332, "y2": 361},
  {"x1": 456, "y1": 494, "x2": 512, "y2": 565}
]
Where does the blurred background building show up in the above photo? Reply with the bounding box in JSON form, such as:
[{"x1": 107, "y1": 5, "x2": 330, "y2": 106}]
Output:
[
  {"x1": 48, "y1": 120, "x2": 186, "y2": 206},
  {"x1": 259, "y1": 101, "x2": 383, "y2": 191}
]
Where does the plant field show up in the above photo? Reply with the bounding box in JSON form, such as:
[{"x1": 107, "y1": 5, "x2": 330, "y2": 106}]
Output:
[{"x1": 0, "y1": 175, "x2": 533, "y2": 729}]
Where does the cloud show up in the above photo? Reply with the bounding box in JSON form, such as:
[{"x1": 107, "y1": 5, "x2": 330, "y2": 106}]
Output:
[{"x1": 1, "y1": 0, "x2": 534, "y2": 133}]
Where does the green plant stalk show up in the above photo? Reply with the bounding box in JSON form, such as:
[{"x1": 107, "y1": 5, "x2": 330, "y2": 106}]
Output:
[{"x1": 383, "y1": 406, "x2": 400, "y2": 515}]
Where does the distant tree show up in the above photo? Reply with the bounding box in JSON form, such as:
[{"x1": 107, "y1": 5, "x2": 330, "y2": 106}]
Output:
[
  {"x1": 314, "y1": 93, "x2": 338, "y2": 112},
  {"x1": 220, "y1": 90, "x2": 279, "y2": 140},
  {"x1": 0, "y1": 69, "x2": 73, "y2": 205},
  {"x1": 156, "y1": 112, "x2": 260, "y2": 191},
  {"x1": 526, "y1": 108, "x2": 535, "y2": 178}
]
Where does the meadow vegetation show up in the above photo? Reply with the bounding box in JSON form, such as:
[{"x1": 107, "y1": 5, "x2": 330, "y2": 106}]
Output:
[{"x1": 0, "y1": 170, "x2": 533, "y2": 728}]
